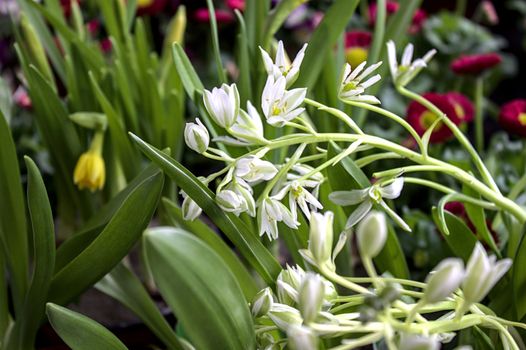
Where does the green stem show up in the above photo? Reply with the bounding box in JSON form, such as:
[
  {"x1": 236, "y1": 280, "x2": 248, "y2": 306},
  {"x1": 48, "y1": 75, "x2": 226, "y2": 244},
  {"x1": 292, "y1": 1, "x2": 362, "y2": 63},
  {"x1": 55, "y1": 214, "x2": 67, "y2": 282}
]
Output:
[
  {"x1": 475, "y1": 78, "x2": 484, "y2": 152},
  {"x1": 206, "y1": 0, "x2": 227, "y2": 83},
  {"x1": 321, "y1": 267, "x2": 371, "y2": 295},
  {"x1": 304, "y1": 98, "x2": 363, "y2": 134}
]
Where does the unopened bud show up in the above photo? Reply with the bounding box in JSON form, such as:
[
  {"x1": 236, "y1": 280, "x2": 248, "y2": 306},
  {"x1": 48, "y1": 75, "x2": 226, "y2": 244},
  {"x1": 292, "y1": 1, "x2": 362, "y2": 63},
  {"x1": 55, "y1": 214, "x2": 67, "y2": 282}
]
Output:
[
  {"x1": 356, "y1": 210, "x2": 387, "y2": 258},
  {"x1": 423, "y1": 258, "x2": 464, "y2": 303},
  {"x1": 298, "y1": 273, "x2": 324, "y2": 324},
  {"x1": 287, "y1": 325, "x2": 318, "y2": 350},
  {"x1": 251, "y1": 287, "x2": 273, "y2": 318},
  {"x1": 184, "y1": 118, "x2": 209, "y2": 154},
  {"x1": 268, "y1": 304, "x2": 302, "y2": 331},
  {"x1": 308, "y1": 211, "x2": 334, "y2": 265}
]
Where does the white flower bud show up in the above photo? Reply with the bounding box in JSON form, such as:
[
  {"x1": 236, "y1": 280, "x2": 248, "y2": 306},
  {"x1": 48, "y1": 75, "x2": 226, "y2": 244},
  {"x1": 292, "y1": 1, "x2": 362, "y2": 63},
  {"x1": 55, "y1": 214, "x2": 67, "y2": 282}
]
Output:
[
  {"x1": 251, "y1": 287, "x2": 273, "y2": 318},
  {"x1": 287, "y1": 325, "x2": 318, "y2": 350},
  {"x1": 308, "y1": 211, "x2": 334, "y2": 265},
  {"x1": 276, "y1": 265, "x2": 305, "y2": 305},
  {"x1": 215, "y1": 189, "x2": 246, "y2": 215},
  {"x1": 203, "y1": 83, "x2": 240, "y2": 128},
  {"x1": 399, "y1": 334, "x2": 440, "y2": 350},
  {"x1": 356, "y1": 210, "x2": 387, "y2": 259},
  {"x1": 462, "y1": 242, "x2": 512, "y2": 304},
  {"x1": 181, "y1": 191, "x2": 202, "y2": 221},
  {"x1": 423, "y1": 258, "x2": 464, "y2": 303},
  {"x1": 184, "y1": 118, "x2": 209, "y2": 153},
  {"x1": 268, "y1": 303, "x2": 303, "y2": 331},
  {"x1": 298, "y1": 273, "x2": 325, "y2": 324},
  {"x1": 235, "y1": 156, "x2": 278, "y2": 183}
]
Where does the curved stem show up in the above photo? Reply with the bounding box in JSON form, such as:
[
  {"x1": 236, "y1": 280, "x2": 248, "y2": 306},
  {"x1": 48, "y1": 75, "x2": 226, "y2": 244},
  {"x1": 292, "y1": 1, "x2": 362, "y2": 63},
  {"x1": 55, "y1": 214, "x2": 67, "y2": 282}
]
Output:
[
  {"x1": 304, "y1": 98, "x2": 364, "y2": 134},
  {"x1": 474, "y1": 77, "x2": 485, "y2": 152}
]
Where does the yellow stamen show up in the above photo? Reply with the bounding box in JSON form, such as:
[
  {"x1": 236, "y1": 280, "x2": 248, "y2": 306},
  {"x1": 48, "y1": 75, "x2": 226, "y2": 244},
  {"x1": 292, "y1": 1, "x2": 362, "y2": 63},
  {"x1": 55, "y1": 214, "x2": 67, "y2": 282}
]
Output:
[
  {"x1": 453, "y1": 103, "x2": 465, "y2": 119},
  {"x1": 137, "y1": 0, "x2": 154, "y2": 7},
  {"x1": 420, "y1": 111, "x2": 443, "y2": 131},
  {"x1": 345, "y1": 47, "x2": 368, "y2": 69},
  {"x1": 519, "y1": 113, "x2": 526, "y2": 126}
]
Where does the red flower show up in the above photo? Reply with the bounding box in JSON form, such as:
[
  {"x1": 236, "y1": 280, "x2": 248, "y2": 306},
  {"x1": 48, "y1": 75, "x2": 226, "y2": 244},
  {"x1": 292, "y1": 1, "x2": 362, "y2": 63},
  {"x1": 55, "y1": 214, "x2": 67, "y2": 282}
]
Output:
[
  {"x1": 100, "y1": 38, "x2": 112, "y2": 54},
  {"x1": 86, "y1": 19, "x2": 100, "y2": 36},
  {"x1": 499, "y1": 99, "x2": 526, "y2": 137},
  {"x1": 60, "y1": 0, "x2": 79, "y2": 18},
  {"x1": 344, "y1": 31, "x2": 372, "y2": 68},
  {"x1": 450, "y1": 53, "x2": 502, "y2": 75},
  {"x1": 407, "y1": 92, "x2": 460, "y2": 143},
  {"x1": 13, "y1": 87, "x2": 32, "y2": 110},
  {"x1": 445, "y1": 92, "x2": 474, "y2": 123},
  {"x1": 137, "y1": 0, "x2": 167, "y2": 16},
  {"x1": 194, "y1": 8, "x2": 235, "y2": 24},
  {"x1": 444, "y1": 201, "x2": 499, "y2": 246},
  {"x1": 226, "y1": 0, "x2": 245, "y2": 11},
  {"x1": 368, "y1": 1, "x2": 426, "y2": 34}
]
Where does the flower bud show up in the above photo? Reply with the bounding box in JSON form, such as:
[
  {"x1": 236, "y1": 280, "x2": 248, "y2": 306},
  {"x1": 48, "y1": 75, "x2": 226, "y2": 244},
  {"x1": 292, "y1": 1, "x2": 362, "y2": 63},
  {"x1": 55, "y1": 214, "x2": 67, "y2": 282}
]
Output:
[
  {"x1": 276, "y1": 265, "x2": 304, "y2": 305},
  {"x1": 462, "y1": 242, "x2": 512, "y2": 304},
  {"x1": 251, "y1": 287, "x2": 273, "y2": 318},
  {"x1": 356, "y1": 210, "x2": 387, "y2": 259},
  {"x1": 181, "y1": 191, "x2": 202, "y2": 221},
  {"x1": 308, "y1": 211, "x2": 334, "y2": 265},
  {"x1": 423, "y1": 258, "x2": 464, "y2": 303},
  {"x1": 287, "y1": 325, "x2": 318, "y2": 350},
  {"x1": 298, "y1": 273, "x2": 325, "y2": 324},
  {"x1": 398, "y1": 334, "x2": 440, "y2": 350},
  {"x1": 268, "y1": 304, "x2": 303, "y2": 331},
  {"x1": 184, "y1": 118, "x2": 209, "y2": 154},
  {"x1": 203, "y1": 83, "x2": 240, "y2": 128},
  {"x1": 215, "y1": 189, "x2": 246, "y2": 215},
  {"x1": 235, "y1": 156, "x2": 278, "y2": 183}
]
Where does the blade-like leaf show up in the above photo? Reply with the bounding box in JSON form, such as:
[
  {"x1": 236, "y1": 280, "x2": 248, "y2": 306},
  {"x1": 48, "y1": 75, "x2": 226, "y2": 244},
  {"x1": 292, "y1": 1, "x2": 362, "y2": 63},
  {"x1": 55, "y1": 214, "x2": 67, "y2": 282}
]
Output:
[
  {"x1": 130, "y1": 134, "x2": 281, "y2": 284},
  {"x1": 162, "y1": 198, "x2": 258, "y2": 299},
  {"x1": 0, "y1": 110, "x2": 28, "y2": 314},
  {"x1": 144, "y1": 227, "x2": 256, "y2": 350},
  {"x1": 48, "y1": 171, "x2": 164, "y2": 305},
  {"x1": 96, "y1": 263, "x2": 185, "y2": 350},
  {"x1": 46, "y1": 303, "x2": 128, "y2": 350},
  {"x1": 512, "y1": 230, "x2": 526, "y2": 320},
  {"x1": 432, "y1": 207, "x2": 477, "y2": 262}
]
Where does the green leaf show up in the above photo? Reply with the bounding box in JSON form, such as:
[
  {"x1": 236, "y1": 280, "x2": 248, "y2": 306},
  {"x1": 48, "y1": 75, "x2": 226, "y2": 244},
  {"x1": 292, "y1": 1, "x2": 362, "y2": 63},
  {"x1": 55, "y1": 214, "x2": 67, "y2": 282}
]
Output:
[
  {"x1": 162, "y1": 198, "x2": 258, "y2": 299},
  {"x1": 144, "y1": 227, "x2": 256, "y2": 350},
  {"x1": 46, "y1": 303, "x2": 128, "y2": 350},
  {"x1": 0, "y1": 110, "x2": 28, "y2": 315},
  {"x1": 96, "y1": 263, "x2": 185, "y2": 350},
  {"x1": 54, "y1": 164, "x2": 159, "y2": 271},
  {"x1": 374, "y1": 224, "x2": 410, "y2": 279},
  {"x1": 432, "y1": 207, "x2": 477, "y2": 262},
  {"x1": 48, "y1": 171, "x2": 164, "y2": 305},
  {"x1": 11, "y1": 158, "x2": 56, "y2": 349},
  {"x1": 130, "y1": 134, "x2": 281, "y2": 284},
  {"x1": 513, "y1": 230, "x2": 526, "y2": 320},
  {"x1": 263, "y1": 0, "x2": 304, "y2": 48},
  {"x1": 294, "y1": 0, "x2": 359, "y2": 89},
  {"x1": 172, "y1": 43, "x2": 204, "y2": 103}
]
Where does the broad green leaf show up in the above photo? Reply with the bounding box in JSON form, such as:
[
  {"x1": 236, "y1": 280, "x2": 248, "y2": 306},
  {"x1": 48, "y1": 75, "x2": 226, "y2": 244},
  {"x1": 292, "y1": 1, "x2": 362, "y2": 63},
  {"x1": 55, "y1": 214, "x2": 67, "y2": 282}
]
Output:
[
  {"x1": 162, "y1": 198, "x2": 258, "y2": 299},
  {"x1": 46, "y1": 303, "x2": 128, "y2": 350},
  {"x1": 96, "y1": 263, "x2": 185, "y2": 350},
  {"x1": 144, "y1": 227, "x2": 256, "y2": 350},
  {"x1": 49, "y1": 171, "x2": 164, "y2": 305},
  {"x1": 294, "y1": 0, "x2": 359, "y2": 90},
  {"x1": 374, "y1": 224, "x2": 409, "y2": 279},
  {"x1": 130, "y1": 134, "x2": 281, "y2": 284},
  {"x1": 9, "y1": 158, "x2": 56, "y2": 349},
  {"x1": 432, "y1": 208, "x2": 477, "y2": 262},
  {"x1": 54, "y1": 164, "x2": 159, "y2": 271},
  {"x1": 0, "y1": 110, "x2": 28, "y2": 315},
  {"x1": 513, "y1": 231, "x2": 526, "y2": 320}
]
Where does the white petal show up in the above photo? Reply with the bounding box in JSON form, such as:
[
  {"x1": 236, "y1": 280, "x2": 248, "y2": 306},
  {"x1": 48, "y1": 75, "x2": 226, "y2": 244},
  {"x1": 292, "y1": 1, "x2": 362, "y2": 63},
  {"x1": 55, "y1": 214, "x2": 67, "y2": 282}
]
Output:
[
  {"x1": 386, "y1": 41, "x2": 398, "y2": 78},
  {"x1": 345, "y1": 200, "x2": 373, "y2": 228},
  {"x1": 349, "y1": 61, "x2": 367, "y2": 81},
  {"x1": 381, "y1": 177, "x2": 404, "y2": 199},
  {"x1": 356, "y1": 61, "x2": 382, "y2": 81},
  {"x1": 275, "y1": 40, "x2": 287, "y2": 69},
  {"x1": 329, "y1": 189, "x2": 368, "y2": 205},
  {"x1": 401, "y1": 43, "x2": 414, "y2": 67},
  {"x1": 360, "y1": 74, "x2": 381, "y2": 89},
  {"x1": 259, "y1": 46, "x2": 275, "y2": 76}
]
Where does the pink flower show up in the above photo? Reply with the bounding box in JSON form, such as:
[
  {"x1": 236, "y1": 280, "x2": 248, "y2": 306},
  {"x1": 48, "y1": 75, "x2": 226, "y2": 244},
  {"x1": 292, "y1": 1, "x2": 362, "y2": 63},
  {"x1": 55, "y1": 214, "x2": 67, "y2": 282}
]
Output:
[
  {"x1": 445, "y1": 92, "x2": 474, "y2": 124},
  {"x1": 137, "y1": 0, "x2": 167, "y2": 16},
  {"x1": 226, "y1": 0, "x2": 245, "y2": 11},
  {"x1": 13, "y1": 87, "x2": 32, "y2": 110},
  {"x1": 344, "y1": 31, "x2": 372, "y2": 68},
  {"x1": 499, "y1": 99, "x2": 526, "y2": 137},
  {"x1": 194, "y1": 8, "x2": 235, "y2": 24},
  {"x1": 100, "y1": 38, "x2": 112, "y2": 54},
  {"x1": 86, "y1": 19, "x2": 100, "y2": 36},
  {"x1": 450, "y1": 53, "x2": 502, "y2": 76}
]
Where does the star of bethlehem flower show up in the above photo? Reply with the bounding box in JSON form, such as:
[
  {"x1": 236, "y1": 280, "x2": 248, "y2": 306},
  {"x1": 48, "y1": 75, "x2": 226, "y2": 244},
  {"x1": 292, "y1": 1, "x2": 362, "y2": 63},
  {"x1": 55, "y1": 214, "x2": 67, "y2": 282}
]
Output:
[
  {"x1": 261, "y1": 75, "x2": 307, "y2": 127},
  {"x1": 260, "y1": 40, "x2": 308, "y2": 87},
  {"x1": 213, "y1": 101, "x2": 266, "y2": 146},
  {"x1": 215, "y1": 178, "x2": 256, "y2": 217},
  {"x1": 203, "y1": 83, "x2": 240, "y2": 128},
  {"x1": 387, "y1": 41, "x2": 436, "y2": 87},
  {"x1": 258, "y1": 197, "x2": 299, "y2": 240},
  {"x1": 329, "y1": 177, "x2": 410, "y2": 231},
  {"x1": 272, "y1": 180, "x2": 323, "y2": 221},
  {"x1": 339, "y1": 61, "x2": 382, "y2": 104},
  {"x1": 235, "y1": 155, "x2": 278, "y2": 183}
]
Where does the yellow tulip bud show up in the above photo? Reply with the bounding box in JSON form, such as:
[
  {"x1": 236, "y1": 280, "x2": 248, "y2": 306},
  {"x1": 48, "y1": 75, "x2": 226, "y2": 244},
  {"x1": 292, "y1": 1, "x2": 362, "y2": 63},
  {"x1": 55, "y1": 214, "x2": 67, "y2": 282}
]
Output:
[{"x1": 73, "y1": 132, "x2": 105, "y2": 192}]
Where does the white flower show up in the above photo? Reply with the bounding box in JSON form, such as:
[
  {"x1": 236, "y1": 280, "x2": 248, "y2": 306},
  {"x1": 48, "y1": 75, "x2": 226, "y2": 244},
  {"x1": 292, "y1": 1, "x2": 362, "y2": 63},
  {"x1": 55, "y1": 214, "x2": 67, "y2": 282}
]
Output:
[
  {"x1": 261, "y1": 75, "x2": 307, "y2": 127},
  {"x1": 181, "y1": 190, "x2": 202, "y2": 221},
  {"x1": 235, "y1": 156, "x2": 278, "y2": 183},
  {"x1": 184, "y1": 118, "x2": 209, "y2": 154},
  {"x1": 462, "y1": 242, "x2": 512, "y2": 304},
  {"x1": 329, "y1": 177, "x2": 410, "y2": 231},
  {"x1": 424, "y1": 258, "x2": 464, "y2": 303},
  {"x1": 251, "y1": 287, "x2": 273, "y2": 318},
  {"x1": 203, "y1": 83, "x2": 240, "y2": 128},
  {"x1": 230, "y1": 101, "x2": 265, "y2": 143},
  {"x1": 273, "y1": 180, "x2": 323, "y2": 221},
  {"x1": 287, "y1": 325, "x2": 318, "y2": 350},
  {"x1": 258, "y1": 197, "x2": 299, "y2": 240},
  {"x1": 339, "y1": 61, "x2": 382, "y2": 104},
  {"x1": 298, "y1": 273, "x2": 325, "y2": 324},
  {"x1": 299, "y1": 211, "x2": 334, "y2": 268},
  {"x1": 268, "y1": 303, "x2": 303, "y2": 331},
  {"x1": 387, "y1": 41, "x2": 437, "y2": 87},
  {"x1": 260, "y1": 40, "x2": 308, "y2": 87},
  {"x1": 356, "y1": 211, "x2": 387, "y2": 259},
  {"x1": 399, "y1": 333, "x2": 440, "y2": 350}
]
